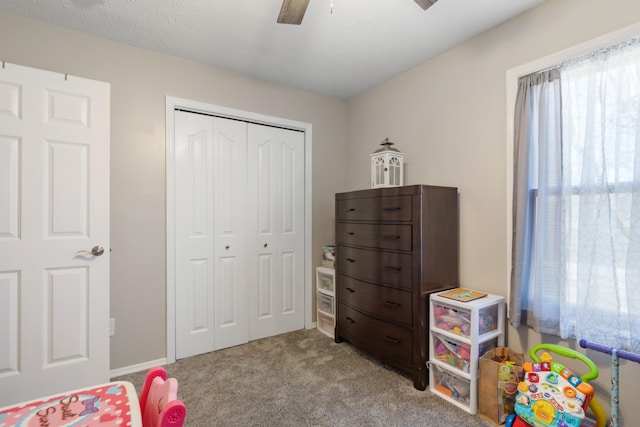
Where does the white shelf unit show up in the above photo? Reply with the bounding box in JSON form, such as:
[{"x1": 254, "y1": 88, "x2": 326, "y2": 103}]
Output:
[
  {"x1": 316, "y1": 266, "x2": 335, "y2": 338},
  {"x1": 428, "y1": 291, "x2": 505, "y2": 414}
]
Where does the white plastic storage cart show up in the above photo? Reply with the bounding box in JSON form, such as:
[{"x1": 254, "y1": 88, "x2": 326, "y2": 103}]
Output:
[
  {"x1": 428, "y1": 291, "x2": 505, "y2": 414},
  {"x1": 316, "y1": 266, "x2": 335, "y2": 338}
]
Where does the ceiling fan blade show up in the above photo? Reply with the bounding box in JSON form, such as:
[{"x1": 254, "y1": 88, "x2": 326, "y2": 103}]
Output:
[
  {"x1": 277, "y1": 0, "x2": 311, "y2": 25},
  {"x1": 414, "y1": 0, "x2": 438, "y2": 10}
]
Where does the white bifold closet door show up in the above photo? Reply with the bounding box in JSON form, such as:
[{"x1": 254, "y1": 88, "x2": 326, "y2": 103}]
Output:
[
  {"x1": 174, "y1": 110, "x2": 305, "y2": 359},
  {"x1": 247, "y1": 123, "x2": 305, "y2": 341}
]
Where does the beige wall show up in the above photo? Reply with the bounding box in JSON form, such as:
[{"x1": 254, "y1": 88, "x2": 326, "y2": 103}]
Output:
[
  {"x1": 3, "y1": 0, "x2": 640, "y2": 422},
  {"x1": 346, "y1": 0, "x2": 640, "y2": 422},
  {"x1": 0, "y1": 12, "x2": 347, "y2": 370}
]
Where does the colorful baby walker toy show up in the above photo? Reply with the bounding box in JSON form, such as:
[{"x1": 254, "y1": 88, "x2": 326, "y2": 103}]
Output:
[{"x1": 506, "y1": 343, "x2": 598, "y2": 427}]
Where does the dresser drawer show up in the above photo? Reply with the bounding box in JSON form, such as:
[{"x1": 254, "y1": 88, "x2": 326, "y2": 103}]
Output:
[
  {"x1": 338, "y1": 303, "x2": 413, "y2": 365},
  {"x1": 336, "y1": 223, "x2": 412, "y2": 251},
  {"x1": 338, "y1": 275, "x2": 412, "y2": 326},
  {"x1": 336, "y1": 195, "x2": 412, "y2": 222},
  {"x1": 337, "y1": 246, "x2": 412, "y2": 290}
]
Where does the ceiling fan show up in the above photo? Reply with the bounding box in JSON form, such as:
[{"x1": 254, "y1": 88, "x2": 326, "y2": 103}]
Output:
[{"x1": 277, "y1": 0, "x2": 439, "y2": 25}]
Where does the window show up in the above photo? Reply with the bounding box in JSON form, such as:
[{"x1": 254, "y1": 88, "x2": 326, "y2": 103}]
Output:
[{"x1": 509, "y1": 37, "x2": 640, "y2": 353}]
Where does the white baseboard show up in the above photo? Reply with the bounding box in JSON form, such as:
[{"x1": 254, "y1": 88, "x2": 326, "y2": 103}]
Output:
[{"x1": 110, "y1": 357, "x2": 168, "y2": 379}]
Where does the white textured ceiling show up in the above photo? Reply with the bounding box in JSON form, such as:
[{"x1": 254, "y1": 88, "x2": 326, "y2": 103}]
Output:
[{"x1": 0, "y1": 0, "x2": 546, "y2": 99}]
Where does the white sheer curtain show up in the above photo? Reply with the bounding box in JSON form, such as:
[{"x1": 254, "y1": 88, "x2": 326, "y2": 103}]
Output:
[
  {"x1": 559, "y1": 39, "x2": 640, "y2": 352},
  {"x1": 511, "y1": 38, "x2": 640, "y2": 352}
]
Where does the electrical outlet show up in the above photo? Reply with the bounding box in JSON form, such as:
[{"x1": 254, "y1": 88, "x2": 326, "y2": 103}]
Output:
[{"x1": 110, "y1": 318, "x2": 115, "y2": 337}]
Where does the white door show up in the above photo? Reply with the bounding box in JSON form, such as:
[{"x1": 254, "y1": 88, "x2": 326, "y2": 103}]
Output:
[
  {"x1": 174, "y1": 111, "x2": 215, "y2": 359},
  {"x1": 174, "y1": 112, "x2": 249, "y2": 358},
  {"x1": 0, "y1": 63, "x2": 110, "y2": 405},
  {"x1": 173, "y1": 110, "x2": 306, "y2": 358},
  {"x1": 212, "y1": 117, "x2": 248, "y2": 350},
  {"x1": 248, "y1": 124, "x2": 305, "y2": 341}
]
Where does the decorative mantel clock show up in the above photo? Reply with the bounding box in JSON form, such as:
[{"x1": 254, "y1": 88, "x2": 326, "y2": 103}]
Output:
[{"x1": 370, "y1": 138, "x2": 404, "y2": 188}]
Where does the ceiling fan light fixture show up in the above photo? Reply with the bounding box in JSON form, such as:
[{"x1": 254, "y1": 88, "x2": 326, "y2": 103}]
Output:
[
  {"x1": 414, "y1": 0, "x2": 439, "y2": 10},
  {"x1": 277, "y1": 0, "x2": 437, "y2": 25},
  {"x1": 277, "y1": 0, "x2": 311, "y2": 25}
]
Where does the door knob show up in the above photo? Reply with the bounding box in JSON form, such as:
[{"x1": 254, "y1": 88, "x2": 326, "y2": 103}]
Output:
[{"x1": 76, "y1": 245, "x2": 105, "y2": 256}]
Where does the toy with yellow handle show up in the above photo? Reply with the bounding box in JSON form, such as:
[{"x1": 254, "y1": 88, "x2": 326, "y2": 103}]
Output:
[
  {"x1": 530, "y1": 344, "x2": 605, "y2": 427},
  {"x1": 528, "y1": 343, "x2": 599, "y2": 379},
  {"x1": 506, "y1": 343, "x2": 600, "y2": 427},
  {"x1": 588, "y1": 398, "x2": 607, "y2": 427}
]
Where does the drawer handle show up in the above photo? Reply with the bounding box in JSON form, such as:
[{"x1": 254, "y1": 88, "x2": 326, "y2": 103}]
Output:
[
  {"x1": 347, "y1": 231, "x2": 355, "y2": 235},
  {"x1": 345, "y1": 258, "x2": 355, "y2": 263},
  {"x1": 345, "y1": 287, "x2": 355, "y2": 293},
  {"x1": 345, "y1": 317, "x2": 355, "y2": 324},
  {"x1": 384, "y1": 301, "x2": 401, "y2": 309},
  {"x1": 383, "y1": 235, "x2": 401, "y2": 240},
  {"x1": 384, "y1": 266, "x2": 401, "y2": 272},
  {"x1": 383, "y1": 336, "x2": 401, "y2": 345},
  {"x1": 345, "y1": 208, "x2": 356, "y2": 212},
  {"x1": 383, "y1": 206, "x2": 401, "y2": 211}
]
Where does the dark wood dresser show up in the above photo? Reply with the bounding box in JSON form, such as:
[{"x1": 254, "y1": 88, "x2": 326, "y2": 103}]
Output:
[{"x1": 334, "y1": 185, "x2": 459, "y2": 390}]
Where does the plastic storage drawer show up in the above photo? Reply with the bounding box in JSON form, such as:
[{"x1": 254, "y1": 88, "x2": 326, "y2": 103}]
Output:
[
  {"x1": 317, "y1": 292, "x2": 334, "y2": 316},
  {"x1": 316, "y1": 267, "x2": 335, "y2": 293},
  {"x1": 431, "y1": 300, "x2": 499, "y2": 338},
  {"x1": 430, "y1": 364, "x2": 471, "y2": 410},
  {"x1": 432, "y1": 333, "x2": 498, "y2": 374},
  {"x1": 317, "y1": 312, "x2": 335, "y2": 338}
]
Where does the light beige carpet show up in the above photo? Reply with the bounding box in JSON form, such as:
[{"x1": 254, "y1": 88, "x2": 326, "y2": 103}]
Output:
[{"x1": 114, "y1": 329, "x2": 496, "y2": 426}]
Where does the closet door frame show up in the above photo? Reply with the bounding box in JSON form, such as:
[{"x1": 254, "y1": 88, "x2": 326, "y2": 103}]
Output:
[{"x1": 165, "y1": 96, "x2": 312, "y2": 364}]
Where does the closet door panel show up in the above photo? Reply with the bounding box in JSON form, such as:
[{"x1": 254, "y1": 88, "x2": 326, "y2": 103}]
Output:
[
  {"x1": 250, "y1": 252, "x2": 275, "y2": 341},
  {"x1": 248, "y1": 128, "x2": 277, "y2": 340},
  {"x1": 213, "y1": 117, "x2": 248, "y2": 350},
  {"x1": 281, "y1": 251, "x2": 296, "y2": 314},
  {"x1": 255, "y1": 139, "x2": 273, "y2": 235},
  {"x1": 277, "y1": 130, "x2": 305, "y2": 334},
  {"x1": 256, "y1": 254, "x2": 275, "y2": 318},
  {"x1": 248, "y1": 125, "x2": 304, "y2": 339},
  {"x1": 175, "y1": 111, "x2": 215, "y2": 359}
]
